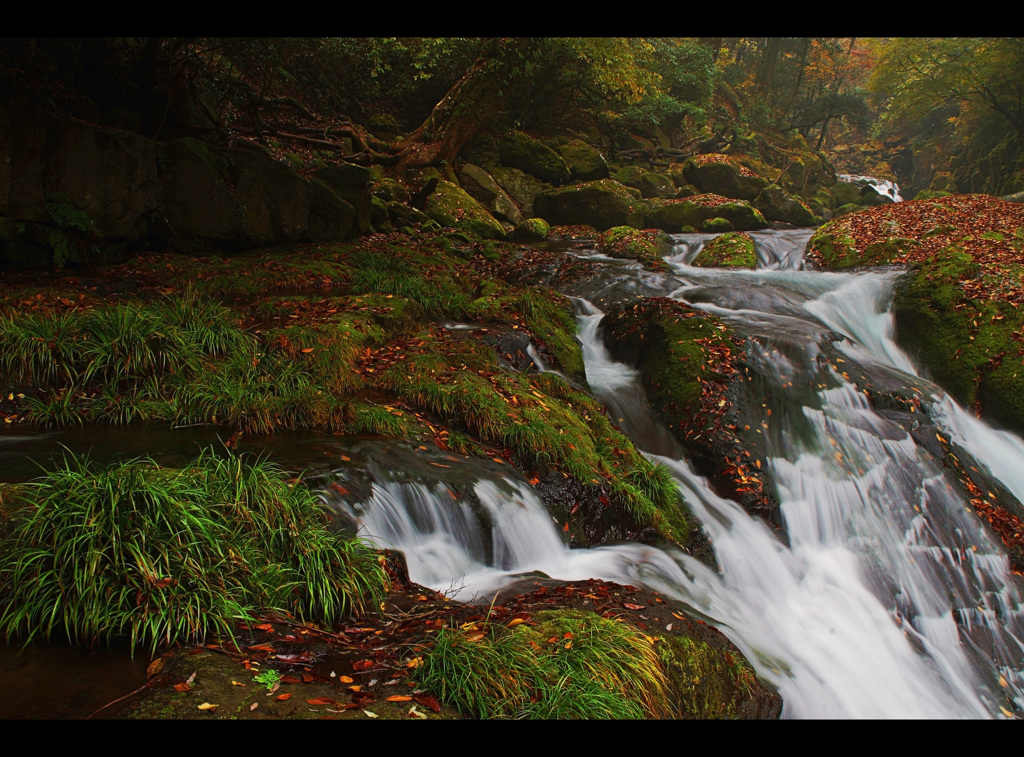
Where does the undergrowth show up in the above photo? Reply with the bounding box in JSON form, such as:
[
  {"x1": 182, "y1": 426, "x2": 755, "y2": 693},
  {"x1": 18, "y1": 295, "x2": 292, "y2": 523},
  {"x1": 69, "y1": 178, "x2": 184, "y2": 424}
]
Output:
[
  {"x1": 0, "y1": 450, "x2": 387, "y2": 654},
  {"x1": 416, "y1": 610, "x2": 670, "y2": 719}
]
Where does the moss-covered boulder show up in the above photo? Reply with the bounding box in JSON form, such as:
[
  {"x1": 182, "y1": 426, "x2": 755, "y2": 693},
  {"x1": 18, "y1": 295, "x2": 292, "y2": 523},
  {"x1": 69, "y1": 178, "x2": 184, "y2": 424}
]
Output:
[
  {"x1": 597, "y1": 226, "x2": 673, "y2": 269},
  {"x1": 829, "y1": 182, "x2": 865, "y2": 208},
  {"x1": 459, "y1": 163, "x2": 523, "y2": 225},
  {"x1": 807, "y1": 195, "x2": 1024, "y2": 436},
  {"x1": 646, "y1": 195, "x2": 768, "y2": 233},
  {"x1": 753, "y1": 185, "x2": 817, "y2": 227},
  {"x1": 614, "y1": 166, "x2": 677, "y2": 199},
  {"x1": 682, "y1": 155, "x2": 768, "y2": 201},
  {"x1": 372, "y1": 177, "x2": 410, "y2": 204},
  {"x1": 703, "y1": 217, "x2": 734, "y2": 233},
  {"x1": 424, "y1": 180, "x2": 506, "y2": 240},
  {"x1": 511, "y1": 217, "x2": 550, "y2": 242},
  {"x1": 499, "y1": 131, "x2": 571, "y2": 186},
  {"x1": 559, "y1": 138, "x2": 609, "y2": 182},
  {"x1": 692, "y1": 232, "x2": 757, "y2": 268},
  {"x1": 533, "y1": 179, "x2": 638, "y2": 231},
  {"x1": 491, "y1": 166, "x2": 546, "y2": 218}
]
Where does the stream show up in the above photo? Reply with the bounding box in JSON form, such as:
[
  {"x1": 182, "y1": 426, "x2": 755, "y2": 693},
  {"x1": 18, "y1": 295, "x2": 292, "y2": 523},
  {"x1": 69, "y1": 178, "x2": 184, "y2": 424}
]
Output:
[{"x1": 3, "y1": 230, "x2": 1024, "y2": 718}]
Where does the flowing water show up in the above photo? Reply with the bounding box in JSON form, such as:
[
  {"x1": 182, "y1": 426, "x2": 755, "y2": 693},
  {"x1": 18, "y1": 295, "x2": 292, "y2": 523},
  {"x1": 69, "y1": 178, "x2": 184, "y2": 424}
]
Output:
[
  {"x1": 338, "y1": 230, "x2": 1024, "y2": 718},
  {"x1": 4, "y1": 230, "x2": 1024, "y2": 718}
]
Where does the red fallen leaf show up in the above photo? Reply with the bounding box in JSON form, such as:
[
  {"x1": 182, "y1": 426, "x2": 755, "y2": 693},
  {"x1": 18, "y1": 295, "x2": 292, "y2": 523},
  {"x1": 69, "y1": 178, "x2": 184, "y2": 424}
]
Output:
[
  {"x1": 562, "y1": 632, "x2": 573, "y2": 639},
  {"x1": 413, "y1": 694, "x2": 441, "y2": 713},
  {"x1": 386, "y1": 695, "x2": 412, "y2": 702},
  {"x1": 563, "y1": 522, "x2": 569, "y2": 532},
  {"x1": 329, "y1": 482, "x2": 350, "y2": 495},
  {"x1": 307, "y1": 697, "x2": 337, "y2": 706},
  {"x1": 352, "y1": 659, "x2": 375, "y2": 671},
  {"x1": 276, "y1": 693, "x2": 292, "y2": 701},
  {"x1": 623, "y1": 603, "x2": 645, "y2": 611},
  {"x1": 255, "y1": 623, "x2": 275, "y2": 632},
  {"x1": 248, "y1": 643, "x2": 276, "y2": 653},
  {"x1": 281, "y1": 675, "x2": 301, "y2": 684},
  {"x1": 300, "y1": 347, "x2": 315, "y2": 353},
  {"x1": 302, "y1": 674, "x2": 314, "y2": 683},
  {"x1": 173, "y1": 683, "x2": 191, "y2": 692}
]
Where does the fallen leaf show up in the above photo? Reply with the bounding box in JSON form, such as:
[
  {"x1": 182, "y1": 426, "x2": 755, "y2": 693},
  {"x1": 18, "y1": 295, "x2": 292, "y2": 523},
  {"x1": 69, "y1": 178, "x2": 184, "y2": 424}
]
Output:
[
  {"x1": 231, "y1": 680, "x2": 246, "y2": 688},
  {"x1": 197, "y1": 702, "x2": 218, "y2": 711},
  {"x1": 147, "y1": 658, "x2": 165, "y2": 678},
  {"x1": 363, "y1": 710, "x2": 378, "y2": 718},
  {"x1": 276, "y1": 693, "x2": 292, "y2": 701},
  {"x1": 307, "y1": 697, "x2": 337, "y2": 705},
  {"x1": 250, "y1": 702, "x2": 259, "y2": 711},
  {"x1": 623, "y1": 603, "x2": 645, "y2": 610},
  {"x1": 173, "y1": 683, "x2": 192, "y2": 692},
  {"x1": 413, "y1": 694, "x2": 441, "y2": 713},
  {"x1": 386, "y1": 695, "x2": 412, "y2": 702}
]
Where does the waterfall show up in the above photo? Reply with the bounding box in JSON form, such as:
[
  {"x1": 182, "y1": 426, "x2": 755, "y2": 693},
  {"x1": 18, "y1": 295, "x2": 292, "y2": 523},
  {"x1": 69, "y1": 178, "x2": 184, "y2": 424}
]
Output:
[{"x1": 341, "y1": 230, "x2": 1024, "y2": 718}]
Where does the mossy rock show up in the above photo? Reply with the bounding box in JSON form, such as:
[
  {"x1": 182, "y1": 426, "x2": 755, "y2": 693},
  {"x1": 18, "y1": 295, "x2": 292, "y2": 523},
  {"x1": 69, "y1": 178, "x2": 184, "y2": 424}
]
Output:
[
  {"x1": 833, "y1": 202, "x2": 862, "y2": 217},
  {"x1": 614, "y1": 166, "x2": 677, "y2": 199},
  {"x1": 692, "y1": 232, "x2": 757, "y2": 268},
  {"x1": 703, "y1": 217, "x2": 734, "y2": 233},
  {"x1": 533, "y1": 179, "x2": 638, "y2": 231},
  {"x1": 499, "y1": 131, "x2": 572, "y2": 186},
  {"x1": 894, "y1": 248, "x2": 1024, "y2": 436},
  {"x1": 913, "y1": 189, "x2": 952, "y2": 201},
  {"x1": 753, "y1": 185, "x2": 816, "y2": 227},
  {"x1": 491, "y1": 166, "x2": 546, "y2": 217},
  {"x1": 597, "y1": 226, "x2": 672, "y2": 269},
  {"x1": 386, "y1": 201, "x2": 431, "y2": 229},
  {"x1": 424, "y1": 180, "x2": 506, "y2": 240},
  {"x1": 829, "y1": 183, "x2": 864, "y2": 208},
  {"x1": 369, "y1": 196, "x2": 392, "y2": 233},
  {"x1": 646, "y1": 196, "x2": 768, "y2": 233},
  {"x1": 657, "y1": 635, "x2": 781, "y2": 719},
  {"x1": 459, "y1": 164, "x2": 523, "y2": 225},
  {"x1": 806, "y1": 224, "x2": 859, "y2": 268},
  {"x1": 682, "y1": 156, "x2": 768, "y2": 201},
  {"x1": 601, "y1": 298, "x2": 736, "y2": 433},
  {"x1": 511, "y1": 217, "x2": 550, "y2": 242},
  {"x1": 559, "y1": 139, "x2": 609, "y2": 182},
  {"x1": 372, "y1": 177, "x2": 410, "y2": 203}
]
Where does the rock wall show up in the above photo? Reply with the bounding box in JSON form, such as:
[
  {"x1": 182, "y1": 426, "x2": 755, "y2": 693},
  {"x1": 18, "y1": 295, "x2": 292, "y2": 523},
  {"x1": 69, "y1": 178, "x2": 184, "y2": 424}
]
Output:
[{"x1": 0, "y1": 96, "x2": 370, "y2": 268}]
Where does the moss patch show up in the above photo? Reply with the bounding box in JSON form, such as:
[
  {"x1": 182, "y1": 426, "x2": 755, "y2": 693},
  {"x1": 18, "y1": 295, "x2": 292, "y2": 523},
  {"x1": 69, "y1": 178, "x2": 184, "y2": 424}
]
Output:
[
  {"x1": 597, "y1": 226, "x2": 672, "y2": 270},
  {"x1": 692, "y1": 232, "x2": 757, "y2": 268}
]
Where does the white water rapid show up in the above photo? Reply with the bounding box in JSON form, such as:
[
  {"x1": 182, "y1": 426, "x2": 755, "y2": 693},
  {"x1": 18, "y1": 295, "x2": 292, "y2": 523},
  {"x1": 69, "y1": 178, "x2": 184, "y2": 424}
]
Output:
[{"x1": 342, "y1": 231, "x2": 1024, "y2": 718}]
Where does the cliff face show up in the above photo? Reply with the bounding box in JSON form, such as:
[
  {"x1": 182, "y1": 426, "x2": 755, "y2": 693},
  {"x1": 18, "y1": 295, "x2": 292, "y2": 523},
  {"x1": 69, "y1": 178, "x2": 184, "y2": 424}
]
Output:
[{"x1": 0, "y1": 95, "x2": 371, "y2": 268}]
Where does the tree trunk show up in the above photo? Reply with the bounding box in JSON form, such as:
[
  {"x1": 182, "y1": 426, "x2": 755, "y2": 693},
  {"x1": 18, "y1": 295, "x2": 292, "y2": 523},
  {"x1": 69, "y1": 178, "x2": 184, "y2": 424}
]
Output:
[
  {"x1": 395, "y1": 39, "x2": 534, "y2": 173},
  {"x1": 756, "y1": 38, "x2": 786, "y2": 90}
]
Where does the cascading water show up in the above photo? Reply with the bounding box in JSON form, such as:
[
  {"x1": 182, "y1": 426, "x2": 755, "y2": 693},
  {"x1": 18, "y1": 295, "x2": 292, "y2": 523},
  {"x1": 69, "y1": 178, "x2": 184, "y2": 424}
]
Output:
[{"x1": 339, "y1": 229, "x2": 1024, "y2": 718}]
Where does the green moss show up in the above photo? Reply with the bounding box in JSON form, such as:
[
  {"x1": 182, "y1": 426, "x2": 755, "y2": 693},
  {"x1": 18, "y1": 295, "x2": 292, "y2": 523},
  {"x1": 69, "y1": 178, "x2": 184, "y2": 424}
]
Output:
[
  {"x1": 807, "y1": 224, "x2": 859, "y2": 268},
  {"x1": 894, "y1": 247, "x2": 1024, "y2": 434},
  {"x1": 692, "y1": 232, "x2": 757, "y2": 268},
  {"x1": 656, "y1": 635, "x2": 759, "y2": 719},
  {"x1": 597, "y1": 226, "x2": 672, "y2": 270},
  {"x1": 861, "y1": 237, "x2": 920, "y2": 265},
  {"x1": 703, "y1": 217, "x2": 734, "y2": 233}
]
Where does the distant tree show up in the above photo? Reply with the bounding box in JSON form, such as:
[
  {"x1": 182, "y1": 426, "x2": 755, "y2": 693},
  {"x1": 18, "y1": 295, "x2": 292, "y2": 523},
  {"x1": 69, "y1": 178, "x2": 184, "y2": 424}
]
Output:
[{"x1": 870, "y1": 37, "x2": 1024, "y2": 192}]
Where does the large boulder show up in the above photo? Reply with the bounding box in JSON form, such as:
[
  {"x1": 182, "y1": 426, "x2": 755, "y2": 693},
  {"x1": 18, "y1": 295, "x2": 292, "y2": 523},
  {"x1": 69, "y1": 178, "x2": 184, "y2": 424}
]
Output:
[
  {"x1": 646, "y1": 195, "x2": 768, "y2": 233},
  {"x1": 614, "y1": 166, "x2": 677, "y2": 199},
  {"x1": 692, "y1": 232, "x2": 757, "y2": 268},
  {"x1": 753, "y1": 185, "x2": 817, "y2": 227},
  {"x1": 533, "y1": 179, "x2": 638, "y2": 231},
  {"x1": 499, "y1": 131, "x2": 571, "y2": 186},
  {"x1": 459, "y1": 164, "x2": 523, "y2": 225},
  {"x1": 424, "y1": 180, "x2": 506, "y2": 239},
  {"x1": 491, "y1": 166, "x2": 546, "y2": 218},
  {"x1": 683, "y1": 155, "x2": 768, "y2": 201},
  {"x1": 313, "y1": 164, "x2": 372, "y2": 235},
  {"x1": 559, "y1": 139, "x2": 609, "y2": 182}
]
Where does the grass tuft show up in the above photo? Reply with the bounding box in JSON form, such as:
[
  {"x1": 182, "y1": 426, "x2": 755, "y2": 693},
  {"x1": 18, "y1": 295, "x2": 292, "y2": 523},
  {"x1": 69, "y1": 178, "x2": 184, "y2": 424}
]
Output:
[{"x1": 0, "y1": 450, "x2": 387, "y2": 654}]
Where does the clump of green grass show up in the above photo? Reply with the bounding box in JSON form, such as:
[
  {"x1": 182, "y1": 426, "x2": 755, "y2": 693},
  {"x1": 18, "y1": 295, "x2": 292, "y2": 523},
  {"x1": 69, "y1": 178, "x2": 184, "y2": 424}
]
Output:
[
  {"x1": 0, "y1": 450, "x2": 387, "y2": 654},
  {"x1": 417, "y1": 610, "x2": 670, "y2": 719}
]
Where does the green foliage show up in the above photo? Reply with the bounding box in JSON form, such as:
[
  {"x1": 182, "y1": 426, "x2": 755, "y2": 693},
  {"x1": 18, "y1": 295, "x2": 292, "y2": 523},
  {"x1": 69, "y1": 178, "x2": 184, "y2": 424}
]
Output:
[
  {"x1": 44, "y1": 193, "x2": 100, "y2": 268},
  {"x1": 870, "y1": 38, "x2": 1024, "y2": 193},
  {"x1": 0, "y1": 450, "x2": 387, "y2": 654},
  {"x1": 417, "y1": 610, "x2": 669, "y2": 719}
]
